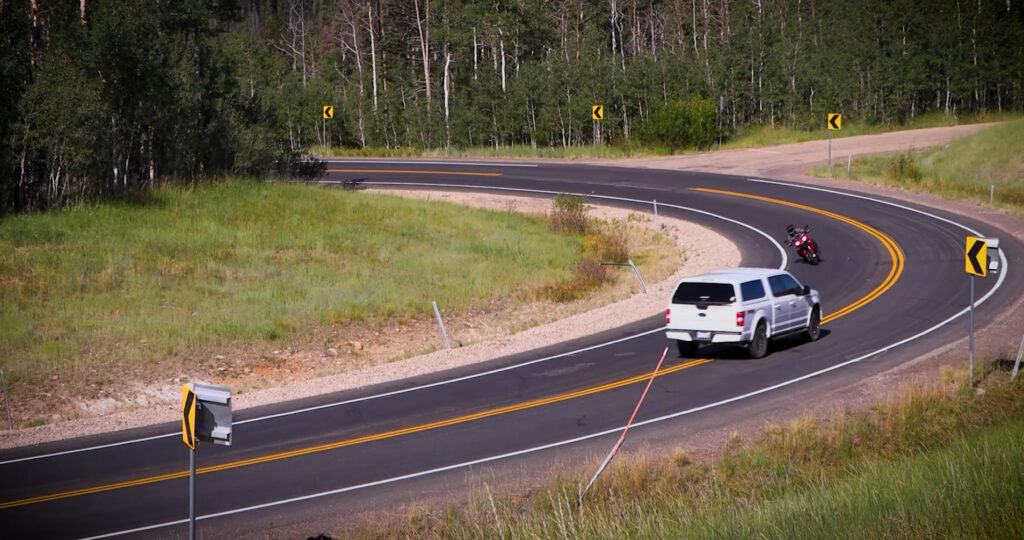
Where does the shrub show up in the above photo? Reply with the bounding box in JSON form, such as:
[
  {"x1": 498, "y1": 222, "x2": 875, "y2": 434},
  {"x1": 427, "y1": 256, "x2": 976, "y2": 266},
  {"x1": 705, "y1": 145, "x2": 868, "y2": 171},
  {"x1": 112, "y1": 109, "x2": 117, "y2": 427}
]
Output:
[
  {"x1": 885, "y1": 151, "x2": 922, "y2": 182},
  {"x1": 549, "y1": 193, "x2": 589, "y2": 233},
  {"x1": 636, "y1": 97, "x2": 721, "y2": 150},
  {"x1": 585, "y1": 224, "x2": 630, "y2": 264},
  {"x1": 542, "y1": 258, "x2": 609, "y2": 302}
]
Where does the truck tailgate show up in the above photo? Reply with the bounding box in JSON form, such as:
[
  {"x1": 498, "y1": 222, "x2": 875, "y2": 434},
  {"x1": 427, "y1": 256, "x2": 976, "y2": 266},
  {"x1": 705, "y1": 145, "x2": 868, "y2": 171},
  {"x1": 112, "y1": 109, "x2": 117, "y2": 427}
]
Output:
[{"x1": 667, "y1": 304, "x2": 738, "y2": 331}]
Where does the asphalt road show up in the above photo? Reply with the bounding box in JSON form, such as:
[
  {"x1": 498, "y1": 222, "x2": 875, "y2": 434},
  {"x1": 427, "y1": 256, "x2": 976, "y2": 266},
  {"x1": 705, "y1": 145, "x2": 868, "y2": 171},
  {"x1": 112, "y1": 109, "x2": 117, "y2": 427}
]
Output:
[{"x1": 1, "y1": 161, "x2": 1018, "y2": 539}]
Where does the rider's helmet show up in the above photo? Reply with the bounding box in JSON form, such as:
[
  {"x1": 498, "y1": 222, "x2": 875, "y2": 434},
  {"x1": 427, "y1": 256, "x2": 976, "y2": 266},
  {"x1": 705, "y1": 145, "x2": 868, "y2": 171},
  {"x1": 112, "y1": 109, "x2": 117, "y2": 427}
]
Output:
[{"x1": 786, "y1": 224, "x2": 795, "y2": 236}]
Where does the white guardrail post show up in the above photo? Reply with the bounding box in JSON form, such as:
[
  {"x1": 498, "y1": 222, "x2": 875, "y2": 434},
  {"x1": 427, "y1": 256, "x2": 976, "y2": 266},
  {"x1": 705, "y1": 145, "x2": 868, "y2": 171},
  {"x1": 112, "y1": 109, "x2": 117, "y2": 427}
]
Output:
[
  {"x1": 627, "y1": 259, "x2": 647, "y2": 294},
  {"x1": 432, "y1": 301, "x2": 451, "y2": 350},
  {"x1": 1012, "y1": 330, "x2": 1024, "y2": 381},
  {"x1": 1, "y1": 368, "x2": 11, "y2": 430}
]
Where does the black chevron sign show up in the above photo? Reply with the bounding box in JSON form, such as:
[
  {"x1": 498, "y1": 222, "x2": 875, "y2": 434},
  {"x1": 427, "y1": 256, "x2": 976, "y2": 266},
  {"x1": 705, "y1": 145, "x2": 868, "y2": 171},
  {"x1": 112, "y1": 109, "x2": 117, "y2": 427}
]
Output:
[
  {"x1": 592, "y1": 104, "x2": 604, "y2": 120},
  {"x1": 182, "y1": 384, "x2": 196, "y2": 450},
  {"x1": 828, "y1": 113, "x2": 842, "y2": 130},
  {"x1": 965, "y1": 236, "x2": 987, "y2": 277}
]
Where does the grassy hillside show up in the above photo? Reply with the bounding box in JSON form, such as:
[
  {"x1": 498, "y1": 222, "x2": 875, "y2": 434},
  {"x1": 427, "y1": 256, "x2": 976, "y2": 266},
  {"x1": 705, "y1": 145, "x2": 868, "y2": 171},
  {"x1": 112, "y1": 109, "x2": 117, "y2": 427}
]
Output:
[
  {"x1": 343, "y1": 370, "x2": 1024, "y2": 539},
  {"x1": 810, "y1": 119, "x2": 1024, "y2": 214},
  {"x1": 0, "y1": 181, "x2": 677, "y2": 424}
]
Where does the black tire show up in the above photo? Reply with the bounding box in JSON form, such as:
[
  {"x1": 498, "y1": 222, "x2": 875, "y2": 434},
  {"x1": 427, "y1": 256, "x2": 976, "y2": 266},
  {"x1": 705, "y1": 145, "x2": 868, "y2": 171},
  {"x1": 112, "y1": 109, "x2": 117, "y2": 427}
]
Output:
[
  {"x1": 748, "y1": 321, "x2": 768, "y2": 359},
  {"x1": 805, "y1": 307, "x2": 821, "y2": 342},
  {"x1": 677, "y1": 340, "x2": 698, "y2": 358}
]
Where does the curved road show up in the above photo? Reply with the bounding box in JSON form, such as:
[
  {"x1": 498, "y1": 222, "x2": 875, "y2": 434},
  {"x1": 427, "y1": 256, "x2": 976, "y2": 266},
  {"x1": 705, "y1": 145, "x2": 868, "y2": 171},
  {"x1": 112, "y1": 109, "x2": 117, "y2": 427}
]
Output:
[{"x1": 0, "y1": 161, "x2": 1018, "y2": 538}]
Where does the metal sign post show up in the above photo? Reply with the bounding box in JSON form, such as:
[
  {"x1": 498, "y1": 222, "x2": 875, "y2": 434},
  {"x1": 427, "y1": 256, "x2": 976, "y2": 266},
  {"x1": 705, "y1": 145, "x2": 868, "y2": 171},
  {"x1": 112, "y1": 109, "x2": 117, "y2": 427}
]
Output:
[
  {"x1": 189, "y1": 446, "x2": 196, "y2": 540},
  {"x1": 181, "y1": 383, "x2": 232, "y2": 540},
  {"x1": 322, "y1": 105, "x2": 334, "y2": 149},
  {"x1": 827, "y1": 130, "x2": 832, "y2": 175},
  {"x1": 964, "y1": 236, "x2": 988, "y2": 386},
  {"x1": 182, "y1": 384, "x2": 197, "y2": 540},
  {"x1": 969, "y1": 274, "x2": 975, "y2": 384},
  {"x1": 827, "y1": 113, "x2": 841, "y2": 175}
]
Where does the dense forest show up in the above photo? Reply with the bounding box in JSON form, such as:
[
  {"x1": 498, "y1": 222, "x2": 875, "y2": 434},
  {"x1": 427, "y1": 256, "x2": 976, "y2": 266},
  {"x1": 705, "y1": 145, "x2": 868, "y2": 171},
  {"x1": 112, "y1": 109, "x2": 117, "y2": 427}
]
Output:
[{"x1": 2, "y1": 0, "x2": 1023, "y2": 212}]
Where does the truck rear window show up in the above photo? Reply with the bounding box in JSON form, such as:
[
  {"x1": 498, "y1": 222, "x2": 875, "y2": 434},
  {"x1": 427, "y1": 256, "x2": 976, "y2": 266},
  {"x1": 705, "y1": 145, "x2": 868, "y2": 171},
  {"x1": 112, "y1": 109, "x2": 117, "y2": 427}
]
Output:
[{"x1": 671, "y1": 282, "x2": 736, "y2": 305}]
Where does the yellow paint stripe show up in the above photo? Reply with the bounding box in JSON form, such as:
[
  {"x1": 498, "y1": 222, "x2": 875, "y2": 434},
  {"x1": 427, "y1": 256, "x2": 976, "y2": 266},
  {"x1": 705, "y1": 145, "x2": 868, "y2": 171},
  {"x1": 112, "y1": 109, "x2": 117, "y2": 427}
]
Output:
[
  {"x1": 0, "y1": 359, "x2": 710, "y2": 509},
  {"x1": 3, "y1": 188, "x2": 904, "y2": 510},
  {"x1": 691, "y1": 188, "x2": 904, "y2": 323},
  {"x1": 326, "y1": 168, "x2": 501, "y2": 177}
]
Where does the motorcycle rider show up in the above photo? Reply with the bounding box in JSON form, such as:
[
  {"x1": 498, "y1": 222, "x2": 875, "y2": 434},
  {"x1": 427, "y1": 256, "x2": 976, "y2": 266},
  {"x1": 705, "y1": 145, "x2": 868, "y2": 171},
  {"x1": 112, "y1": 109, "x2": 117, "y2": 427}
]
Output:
[
  {"x1": 785, "y1": 223, "x2": 822, "y2": 263},
  {"x1": 784, "y1": 224, "x2": 810, "y2": 246}
]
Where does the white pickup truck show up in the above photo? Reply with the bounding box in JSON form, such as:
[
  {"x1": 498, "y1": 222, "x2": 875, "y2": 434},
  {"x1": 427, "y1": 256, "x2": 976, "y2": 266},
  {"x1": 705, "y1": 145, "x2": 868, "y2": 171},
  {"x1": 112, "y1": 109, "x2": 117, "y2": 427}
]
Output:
[{"x1": 665, "y1": 268, "x2": 821, "y2": 358}]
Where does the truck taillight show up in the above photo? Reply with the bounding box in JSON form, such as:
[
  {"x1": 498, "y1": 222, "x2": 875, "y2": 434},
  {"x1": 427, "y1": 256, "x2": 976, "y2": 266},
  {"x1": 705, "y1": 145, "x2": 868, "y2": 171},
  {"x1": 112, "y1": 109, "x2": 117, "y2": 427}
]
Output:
[
  {"x1": 736, "y1": 311, "x2": 745, "y2": 327},
  {"x1": 666, "y1": 309, "x2": 671, "y2": 324}
]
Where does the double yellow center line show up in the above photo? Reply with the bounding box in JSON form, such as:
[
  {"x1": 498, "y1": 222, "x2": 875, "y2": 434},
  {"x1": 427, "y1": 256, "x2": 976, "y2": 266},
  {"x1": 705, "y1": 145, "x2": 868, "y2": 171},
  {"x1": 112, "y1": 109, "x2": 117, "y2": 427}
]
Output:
[
  {"x1": 1, "y1": 188, "x2": 903, "y2": 510},
  {"x1": 692, "y1": 188, "x2": 904, "y2": 323},
  {"x1": 1, "y1": 358, "x2": 711, "y2": 509}
]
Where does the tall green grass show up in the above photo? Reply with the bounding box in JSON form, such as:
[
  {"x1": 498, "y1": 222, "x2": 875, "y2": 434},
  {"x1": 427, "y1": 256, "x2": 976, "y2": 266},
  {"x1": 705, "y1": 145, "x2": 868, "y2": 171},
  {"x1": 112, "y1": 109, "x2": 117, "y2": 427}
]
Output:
[
  {"x1": 0, "y1": 180, "x2": 586, "y2": 385},
  {"x1": 810, "y1": 119, "x2": 1024, "y2": 214},
  {"x1": 343, "y1": 372, "x2": 1024, "y2": 539}
]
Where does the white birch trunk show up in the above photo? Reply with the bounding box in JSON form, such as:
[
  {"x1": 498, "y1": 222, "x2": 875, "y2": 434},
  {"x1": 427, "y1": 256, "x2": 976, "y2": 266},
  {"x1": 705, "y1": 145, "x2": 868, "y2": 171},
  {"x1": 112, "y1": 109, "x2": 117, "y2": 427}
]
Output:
[
  {"x1": 414, "y1": 0, "x2": 431, "y2": 105},
  {"x1": 499, "y1": 27, "x2": 507, "y2": 93},
  {"x1": 367, "y1": 1, "x2": 378, "y2": 111},
  {"x1": 443, "y1": 50, "x2": 451, "y2": 125}
]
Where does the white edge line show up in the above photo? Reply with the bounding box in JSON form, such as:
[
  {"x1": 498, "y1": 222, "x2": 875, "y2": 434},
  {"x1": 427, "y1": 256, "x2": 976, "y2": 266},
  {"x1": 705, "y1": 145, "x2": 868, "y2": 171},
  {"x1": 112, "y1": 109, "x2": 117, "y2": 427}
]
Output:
[
  {"x1": 322, "y1": 159, "x2": 538, "y2": 167},
  {"x1": 82, "y1": 288, "x2": 999, "y2": 540},
  {"x1": 4, "y1": 184, "x2": 783, "y2": 465}
]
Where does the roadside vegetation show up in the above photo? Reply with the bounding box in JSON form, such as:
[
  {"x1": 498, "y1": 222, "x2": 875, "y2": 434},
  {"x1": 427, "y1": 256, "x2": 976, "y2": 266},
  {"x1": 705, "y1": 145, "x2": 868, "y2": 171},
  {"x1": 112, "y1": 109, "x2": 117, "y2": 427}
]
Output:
[
  {"x1": 341, "y1": 367, "x2": 1024, "y2": 539},
  {"x1": 317, "y1": 112, "x2": 1017, "y2": 159},
  {"x1": 0, "y1": 180, "x2": 678, "y2": 426},
  {"x1": 809, "y1": 119, "x2": 1024, "y2": 215}
]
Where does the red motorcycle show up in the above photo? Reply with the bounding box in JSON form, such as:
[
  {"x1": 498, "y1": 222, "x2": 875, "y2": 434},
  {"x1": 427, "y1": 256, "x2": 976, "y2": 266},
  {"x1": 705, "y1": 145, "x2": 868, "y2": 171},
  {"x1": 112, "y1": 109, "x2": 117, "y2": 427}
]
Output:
[{"x1": 786, "y1": 225, "x2": 821, "y2": 265}]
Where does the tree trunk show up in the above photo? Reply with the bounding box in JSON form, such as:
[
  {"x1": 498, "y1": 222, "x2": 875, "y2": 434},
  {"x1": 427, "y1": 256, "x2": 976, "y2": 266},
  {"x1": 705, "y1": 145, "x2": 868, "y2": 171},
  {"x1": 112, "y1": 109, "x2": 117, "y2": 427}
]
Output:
[
  {"x1": 499, "y1": 27, "x2": 507, "y2": 93},
  {"x1": 443, "y1": 48, "x2": 451, "y2": 141},
  {"x1": 414, "y1": 0, "x2": 431, "y2": 106},
  {"x1": 29, "y1": 0, "x2": 42, "y2": 71},
  {"x1": 367, "y1": 1, "x2": 378, "y2": 111}
]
